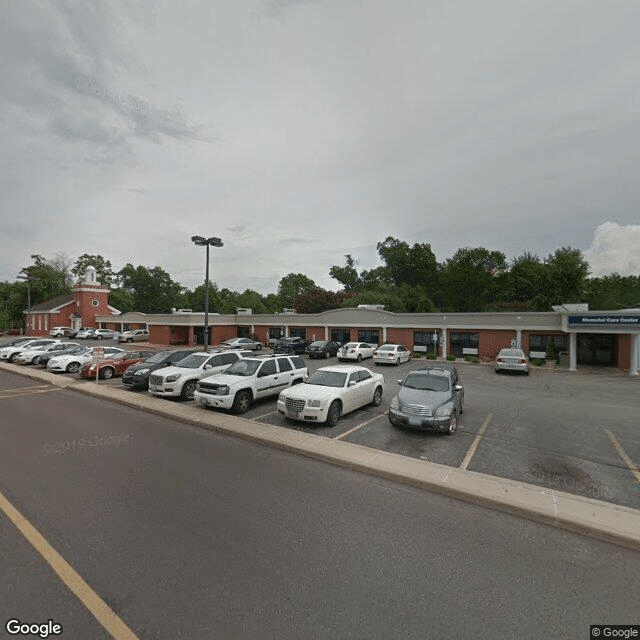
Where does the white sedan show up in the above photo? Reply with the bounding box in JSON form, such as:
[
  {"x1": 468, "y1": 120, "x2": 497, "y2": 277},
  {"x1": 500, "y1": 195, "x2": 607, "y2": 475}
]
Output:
[
  {"x1": 277, "y1": 365, "x2": 384, "y2": 426},
  {"x1": 373, "y1": 344, "x2": 411, "y2": 366},
  {"x1": 13, "y1": 342, "x2": 79, "y2": 365},
  {"x1": 47, "y1": 347, "x2": 125, "y2": 373},
  {"x1": 337, "y1": 342, "x2": 377, "y2": 362}
]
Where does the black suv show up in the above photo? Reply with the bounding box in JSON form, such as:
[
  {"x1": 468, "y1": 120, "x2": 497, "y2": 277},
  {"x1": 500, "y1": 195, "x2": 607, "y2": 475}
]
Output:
[
  {"x1": 122, "y1": 348, "x2": 196, "y2": 390},
  {"x1": 273, "y1": 337, "x2": 311, "y2": 354}
]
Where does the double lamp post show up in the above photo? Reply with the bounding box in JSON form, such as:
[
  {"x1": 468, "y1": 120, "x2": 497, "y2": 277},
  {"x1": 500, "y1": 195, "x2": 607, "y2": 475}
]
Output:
[{"x1": 191, "y1": 236, "x2": 223, "y2": 352}]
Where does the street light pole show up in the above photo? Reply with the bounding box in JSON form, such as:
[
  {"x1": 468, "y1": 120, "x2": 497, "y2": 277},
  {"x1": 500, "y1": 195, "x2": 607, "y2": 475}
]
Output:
[{"x1": 191, "y1": 236, "x2": 223, "y2": 352}]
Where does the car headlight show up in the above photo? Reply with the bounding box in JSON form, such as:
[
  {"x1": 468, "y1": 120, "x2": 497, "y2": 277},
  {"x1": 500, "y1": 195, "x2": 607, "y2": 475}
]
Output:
[
  {"x1": 307, "y1": 399, "x2": 322, "y2": 408},
  {"x1": 217, "y1": 385, "x2": 230, "y2": 395},
  {"x1": 436, "y1": 402, "x2": 453, "y2": 417},
  {"x1": 390, "y1": 396, "x2": 399, "y2": 410},
  {"x1": 134, "y1": 368, "x2": 150, "y2": 375},
  {"x1": 166, "y1": 373, "x2": 181, "y2": 382}
]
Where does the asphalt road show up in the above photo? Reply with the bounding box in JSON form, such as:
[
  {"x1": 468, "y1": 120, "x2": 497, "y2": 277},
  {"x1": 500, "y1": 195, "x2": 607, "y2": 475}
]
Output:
[{"x1": 2, "y1": 370, "x2": 639, "y2": 639}]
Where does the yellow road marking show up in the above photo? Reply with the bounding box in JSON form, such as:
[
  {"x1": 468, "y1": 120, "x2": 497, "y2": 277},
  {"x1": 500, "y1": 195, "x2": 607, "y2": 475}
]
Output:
[
  {"x1": 0, "y1": 384, "x2": 51, "y2": 392},
  {"x1": 459, "y1": 413, "x2": 493, "y2": 471},
  {"x1": 0, "y1": 490, "x2": 140, "y2": 640},
  {"x1": 605, "y1": 428, "x2": 640, "y2": 485},
  {"x1": 0, "y1": 388, "x2": 61, "y2": 399},
  {"x1": 334, "y1": 412, "x2": 386, "y2": 440}
]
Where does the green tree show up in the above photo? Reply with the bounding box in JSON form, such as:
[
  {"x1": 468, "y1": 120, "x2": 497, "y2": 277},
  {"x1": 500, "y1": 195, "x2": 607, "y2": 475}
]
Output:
[
  {"x1": 72, "y1": 254, "x2": 116, "y2": 286},
  {"x1": 585, "y1": 274, "x2": 640, "y2": 310},
  {"x1": 376, "y1": 236, "x2": 439, "y2": 290},
  {"x1": 329, "y1": 255, "x2": 361, "y2": 291},
  {"x1": 277, "y1": 273, "x2": 316, "y2": 308},
  {"x1": 118, "y1": 264, "x2": 188, "y2": 313},
  {"x1": 19, "y1": 254, "x2": 72, "y2": 308},
  {"x1": 546, "y1": 247, "x2": 590, "y2": 305},
  {"x1": 294, "y1": 288, "x2": 344, "y2": 314}
]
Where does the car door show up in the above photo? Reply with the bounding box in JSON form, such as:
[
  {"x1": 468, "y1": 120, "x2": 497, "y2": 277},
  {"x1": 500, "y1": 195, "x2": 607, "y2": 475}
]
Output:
[
  {"x1": 275, "y1": 357, "x2": 296, "y2": 387},
  {"x1": 255, "y1": 358, "x2": 281, "y2": 398},
  {"x1": 343, "y1": 371, "x2": 364, "y2": 413},
  {"x1": 356, "y1": 369, "x2": 377, "y2": 407}
]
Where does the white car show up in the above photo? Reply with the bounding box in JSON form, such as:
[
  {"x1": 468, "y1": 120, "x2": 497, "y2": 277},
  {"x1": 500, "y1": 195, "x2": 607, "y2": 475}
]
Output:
[
  {"x1": 93, "y1": 329, "x2": 116, "y2": 340},
  {"x1": 218, "y1": 338, "x2": 262, "y2": 351},
  {"x1": 337, "y1": 342, "x2": 377, "y2": 362},
  {"x1": 373, "y1": 344, "x2": 412, "y2": 366},
  {"x1": 0, "y1": 339, "x2": 60, "y2": 362},
  {"x1": 75, "y1": 329, "x2": 95, "y2": 339},
  {"x1": 13, "y1": 342, "x2": 79, "y2": 365},
  {"x1": 277, "y1": 365, "x2": 384, "y2": 426},
  {"x1": 148, "y1": 350, "x2": 252, "y2": 401},
  {"x1": 50, "y1": 327, "x2": 72, "y2": 337},
  {"x1": 47, "y1": 346, "x2": 125, "y2": 373},
  {"x1": 118, "y1": 329, "x2": 149, "y2": 343}
]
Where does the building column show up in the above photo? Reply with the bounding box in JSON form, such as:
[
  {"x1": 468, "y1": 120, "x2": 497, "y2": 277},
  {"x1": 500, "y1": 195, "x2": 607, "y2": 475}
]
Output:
[
  {"x1": 382, "y1": 326, "x2": 387, "y2": 343},
  {"x1": 569, "y1": 332, "x2": 577, "y2": 371},
  {"x1": 324, "y1": 325, "x2": 328, "y2": 340},
  {"x1": 630, "y1": 333, "x2": 639, "y2": 376},
  {"x1": 441, "y1": 328, "x2": 447, "y2": 359},
  {"x1": 516, "y1": 329, "x2": 522, "y2": 349}
]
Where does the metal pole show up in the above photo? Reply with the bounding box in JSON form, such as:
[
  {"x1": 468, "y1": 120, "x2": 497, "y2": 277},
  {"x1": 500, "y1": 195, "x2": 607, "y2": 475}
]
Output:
[{"x1": 204, "y1": 242, "x2": 210, "y2": 352}]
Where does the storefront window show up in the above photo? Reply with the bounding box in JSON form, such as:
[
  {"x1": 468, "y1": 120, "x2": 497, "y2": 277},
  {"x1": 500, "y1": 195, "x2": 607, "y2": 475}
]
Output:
[
  {"x1": 450, "y1": 332, "x2": 479, "y2": 357},
  {"x1": 358, "y1": 329, "x2": 379, "y2": 344}
]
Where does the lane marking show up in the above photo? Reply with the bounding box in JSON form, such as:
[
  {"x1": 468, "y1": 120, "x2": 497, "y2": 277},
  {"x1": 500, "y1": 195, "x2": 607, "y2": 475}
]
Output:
[
  {"x1": 252, "y1": 411, "x2": 278, "y2": 420},
  {"x1": 0, "y1": 388, "x2": 62, "y2": 399},
  {"x1": 334, "y1": 412, "x2": 386, "y2": 441},
  {"x1": 605, "y1": 428, "x2": 640, "y2": 485},
  {"x1": 459, "y1": 413, "x2": 493, "y2": 471},
  {"x1": 0, "y1": 489, "x2": 140, "y2": 640},
  {"x1": 0, "y1": 384, "x2": 52, "y2": 392}
]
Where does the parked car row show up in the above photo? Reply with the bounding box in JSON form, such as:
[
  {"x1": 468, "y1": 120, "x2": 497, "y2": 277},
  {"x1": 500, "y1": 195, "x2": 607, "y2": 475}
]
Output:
[{"x1": 49, "y1": 327, "x2": 150, "y2": 342}]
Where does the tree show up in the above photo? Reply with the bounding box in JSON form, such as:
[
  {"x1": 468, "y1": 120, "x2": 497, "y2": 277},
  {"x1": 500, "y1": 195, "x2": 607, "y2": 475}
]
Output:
[
  {"x1": 72, "y1": 254, "x2": 116, "y2": 286},
  {"x1": 502, "y1": 252, "x2": 550, "y2": 311},
  {"x1": 545, "y1": 247, "x2": 590, "y2": 305},
  {"x1": 19, "y1": 254, "x2": 72, "y2": 308},
  {"x1": 294, "y1": 288, "x2": 344, "y2": 314},
  {"x1": 277, "y1": 273, "x2": 316, "y2": 308},
  {"x1": 585, "y1": 274, "x2": 640, "y2": 310},
  {"x1": 118, "y1": 264, "x2": 188, "y2": 313},
  {"x1": 376, "y1": 237, "x2": 439, "y2": 290},
  {"x1": 329, "y1": 255, "x2": 361, "y2": 291}
]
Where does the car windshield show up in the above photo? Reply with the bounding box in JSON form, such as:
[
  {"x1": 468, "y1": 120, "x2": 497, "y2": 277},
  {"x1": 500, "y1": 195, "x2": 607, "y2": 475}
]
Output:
[
  {"x1": 309, "y1": 341, "x2": 327, "y2": 347},
  {"x1": 174, "y1": 354, "x2": 209, "y2": 368},
  {"x1": 342, "y1": 343, "x2": 357, "y2": 349},
  {"x1": 403, "y1": 373, "x2": 450, "y2": 391},
  {"x1": 499, "y1": 349, "x2": 524, "y2": 358},
  {"x1": 146, "y1": 352, "x2": 173, "y2": 364},
  {"x1": 378, "y1": 345, "x2": 395, "y2": 351},
  {"x1": 305, "y1": 370, "x2": 347, "y2": 388},
  {"x1": 224, "y1": 359, "x2": 261, "y2": 376}
]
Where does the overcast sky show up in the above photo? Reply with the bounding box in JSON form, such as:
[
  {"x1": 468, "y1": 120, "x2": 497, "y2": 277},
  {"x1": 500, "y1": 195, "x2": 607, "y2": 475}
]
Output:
[{"x1": 2, "y1": 0, "x2": 640, "y2": 294}]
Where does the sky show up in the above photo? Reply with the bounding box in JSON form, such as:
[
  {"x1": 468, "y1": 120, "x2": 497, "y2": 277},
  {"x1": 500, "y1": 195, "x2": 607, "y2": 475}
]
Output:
[{"x1": 1, "y1": 0, "x2": 640, "y2": 295}]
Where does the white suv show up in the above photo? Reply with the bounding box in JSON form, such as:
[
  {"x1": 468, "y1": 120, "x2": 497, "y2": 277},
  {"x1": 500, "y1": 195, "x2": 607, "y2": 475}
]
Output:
[
  {"x1": 194, "y1": 354, "x2": 307, "y2": 414},
  {"x1": 148, "y1": 350, "x2": 252, "y2": 401}
]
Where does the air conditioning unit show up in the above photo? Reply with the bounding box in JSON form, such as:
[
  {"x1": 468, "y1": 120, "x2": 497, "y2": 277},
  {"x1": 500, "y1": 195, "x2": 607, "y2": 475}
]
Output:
[
  {"x1": 282, "y1": 308, "x2": 296, "y2": 314},
  {"x1": 236, "y1": 308, "x2": 252, "y2": 315},
  {"x1": 357, "y1": 304, "x2": 385, "y2": 311}
]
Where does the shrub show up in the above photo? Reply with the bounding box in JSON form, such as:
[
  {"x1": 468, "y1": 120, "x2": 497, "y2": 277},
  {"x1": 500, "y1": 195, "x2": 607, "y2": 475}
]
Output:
[
  {"x1": 426, "y1": 352, "x2": 437, "y2": 359},
  {"x1": 531, "y1": 358, "x2": 545, "y2": 366},
  {"x1": 413, "y1": 352, "x2": 422, "y2": 358},
  {"x1": 446, "y1": 354, "x2": 456, "y2": 361},
  {"x1": 468, "y1": 356, "x2": 479, "y2": 364}
]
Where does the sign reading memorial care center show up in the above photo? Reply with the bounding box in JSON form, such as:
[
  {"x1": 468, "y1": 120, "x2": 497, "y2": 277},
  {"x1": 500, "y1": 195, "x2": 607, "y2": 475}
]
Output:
[{"x1": 567, "y1": 315, "x2": 640, "y2": 327}]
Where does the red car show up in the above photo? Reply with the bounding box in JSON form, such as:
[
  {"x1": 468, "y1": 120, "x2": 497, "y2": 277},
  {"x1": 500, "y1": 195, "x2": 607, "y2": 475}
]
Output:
[{"x1": 80, "y1": 351, "x2": 156, "y2": 380}]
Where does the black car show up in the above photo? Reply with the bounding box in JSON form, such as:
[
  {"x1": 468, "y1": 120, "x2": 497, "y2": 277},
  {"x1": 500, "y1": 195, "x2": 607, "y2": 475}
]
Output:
[
  {"x1": 273, "y1": 337, "x2": 311, "y2": 354},
  {"x1": 121, "y1": 349, "x2": 196, "y2": 390},
  {"x1": 305, "y1": 340, "x2": 340, "y2": 359}
]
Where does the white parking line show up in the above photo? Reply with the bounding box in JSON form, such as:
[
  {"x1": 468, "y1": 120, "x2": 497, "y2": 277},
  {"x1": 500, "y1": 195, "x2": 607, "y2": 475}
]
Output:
[
  {"x1": 459, "y1": 413, "x2": 493, "y2": 471},
  {"x1": 0, "y1": 387, "x2": 61, "y2": 399},
  {"x1": 252, "y1": 411, "x2": 278, "y2": 421},
  {"x1": 605, "y1": 429, "x2": 640, "y2": 485},
  {"x1": 334, "y1": 413, "x2": 386, "y2": 441}
]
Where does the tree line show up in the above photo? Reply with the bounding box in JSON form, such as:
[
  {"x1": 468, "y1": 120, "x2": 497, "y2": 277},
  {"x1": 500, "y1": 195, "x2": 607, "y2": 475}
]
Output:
[{"x1": 1, "y1": 241, "x2": 638, "y2": 331}]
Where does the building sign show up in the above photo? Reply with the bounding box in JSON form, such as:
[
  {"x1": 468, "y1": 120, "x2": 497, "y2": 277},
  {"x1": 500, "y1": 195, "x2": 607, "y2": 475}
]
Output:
[{"x1": 567, "y1": 315, "x2": 640, "y2": 327}]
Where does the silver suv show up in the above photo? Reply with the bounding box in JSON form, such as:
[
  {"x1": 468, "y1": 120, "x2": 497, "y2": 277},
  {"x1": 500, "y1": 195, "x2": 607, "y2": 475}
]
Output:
[{"x1": 118, "y1": 329, "x2": 149, "y2": 343}]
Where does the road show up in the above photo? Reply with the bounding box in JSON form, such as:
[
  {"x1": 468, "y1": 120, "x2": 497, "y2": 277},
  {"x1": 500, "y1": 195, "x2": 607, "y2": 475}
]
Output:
[{"x1": 1, "y1": 370, "x2": 639, "y2": 639}]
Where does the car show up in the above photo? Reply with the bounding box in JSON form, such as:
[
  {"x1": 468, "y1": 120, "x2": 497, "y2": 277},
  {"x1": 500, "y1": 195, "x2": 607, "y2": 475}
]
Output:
[
  {"x1": 373, "y1": 344, "x2": 411, "y2": 366},
  {"x1": 277, "y1": 365, "x2": 384, "y2": 426},
  {"x1": 148, "y1": 350, "x2": 253, "y2": 401},
  {"x1": 93, "y1": 329, "x2": 116, "y2": 340},
  {"x1": 273, "y1": 337, "x2": 311, "y2": 354},
  {"x1": 389, "y1": 365, "x2": 464, "y2": 435},
  {"x1": 305, "y1": 340, "x2": 340, "y2": 359},
  {"x1": 80, "y1": 350, "x2": 156, "y2": 380},
  {"x1": 118, "y1": 329, "x2": 149, "y2": 343},
  {"x1": 0, "y1": 339, "x2": 61, "y2": 362},
  {"x1": 74, "y1": 328, "x2": 95, "y2": 339},
  {"x1": 194, "y1": 354, "x2": 308, "y2": 414},
  {"x1": 337, "y1": 342, "x2": 377, "y2": 362},
  {"x1": 495, "y1": 348, "x2": 529, "y2": 375},
  {"x1": 35, "y1": 344, "x2": 87, "y2": 367},
  {"x1": 218, "y1": 337, "x2": 262, "y2": 351},
  {"x1": 13, "y1": 342, "x2": 79, "y2": 365},
  {"x1": 50, "y1": 327, "x2": 73, "y2": 337},
  {"x1": 47, "y1": 346, "x2": 126, "y2": 373},
  {"x1": 121, "y1": 349, "x2": 197, "y2": 390}
]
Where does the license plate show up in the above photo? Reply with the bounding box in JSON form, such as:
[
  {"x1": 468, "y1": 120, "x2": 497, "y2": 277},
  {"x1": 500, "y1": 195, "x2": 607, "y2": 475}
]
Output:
[{"x1": 408, "y1": 416, "x2": 422, "y2": 426}]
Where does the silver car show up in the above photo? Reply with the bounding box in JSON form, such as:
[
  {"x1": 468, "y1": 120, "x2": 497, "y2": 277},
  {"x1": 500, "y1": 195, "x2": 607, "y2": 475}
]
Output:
[
  {"x1": 495, "y1": 348, "x2": 529, "y2": 375},
  {"x1": 118, "y1": 329, "x2": 149, "y2": 343},
  {"x1": 389, "y1": 366, "x2": 464, "y2": 435}
]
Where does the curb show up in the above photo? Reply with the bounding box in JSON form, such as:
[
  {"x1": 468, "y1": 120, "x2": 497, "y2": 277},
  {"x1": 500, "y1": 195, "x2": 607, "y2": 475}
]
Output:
[{"x1": 2, "y1": 362, "x2": 640, "y2": 551}]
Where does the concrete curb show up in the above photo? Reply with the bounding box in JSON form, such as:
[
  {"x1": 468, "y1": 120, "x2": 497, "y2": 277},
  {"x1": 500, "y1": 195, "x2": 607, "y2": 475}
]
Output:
[{"x1": 2, "y1": 362, "x2": 640, "y2": 551}]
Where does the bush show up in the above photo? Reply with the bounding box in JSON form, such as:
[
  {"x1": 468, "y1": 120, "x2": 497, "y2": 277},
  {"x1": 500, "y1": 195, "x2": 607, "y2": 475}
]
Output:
[
  {"x1": 446, "y1": 354, "x2": 456, "y2": 361},
  {"x1": 468, "y1": 356, "x2": 479, "y2": 363},
  {"x1": 413, "y1": 352, "x2": 422, "y2": 358},
  {"x1": 531, "y1": 358, "x2": 545, "y2": 366},
  {"x1": 426, "y1": 352, "x2": 437, "y2": 359}
]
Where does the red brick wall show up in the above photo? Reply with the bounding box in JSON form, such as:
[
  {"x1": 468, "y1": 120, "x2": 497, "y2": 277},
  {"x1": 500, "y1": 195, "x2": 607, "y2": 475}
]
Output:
[
  {"x1": 387, "y1": 328, "x2": 423, "y2": 348},
  {"x1": 468, "y1": 330, "x2": 516, "y2": 360},
  {"x1": 212, "y1": 325, "x2": 237, "y2": 346},
  {"x1": 617, "y1": 334, "x2": 630, "y2": 370},
  {"x1": 149, "y1": 325, "x2": 190, "y2": 346},
  {"x1": 73, "y1": 287, "x2": 110, "y2": 328}
]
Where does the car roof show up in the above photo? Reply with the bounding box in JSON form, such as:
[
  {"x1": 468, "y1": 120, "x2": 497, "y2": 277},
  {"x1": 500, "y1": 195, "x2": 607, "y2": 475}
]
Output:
[
  {"x1": 412, "y1": 365, "x2": 456, "y2": 376},
  {"x1": 314, "y1": 365, "x2": 369, "y2": 374}
]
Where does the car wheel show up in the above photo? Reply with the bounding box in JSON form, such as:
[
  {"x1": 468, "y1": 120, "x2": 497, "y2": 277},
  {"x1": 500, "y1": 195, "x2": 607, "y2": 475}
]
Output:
[
  {"x1": 357, "y1": 354, "x2": 362, "y2": 361},
  {"x1": 96, "y1": 335, "x2": 102, "y2": 340},
  {"x1": 446, "y1": 412, "x2": 458, "y2": 435},
  {"x1": 232, "y1": 390, "x2": 252, "y2": 414},
  {"x1": 66, "y1": 362, "x2": 80, "y2": 373},
  {"x1": 325, "y1": 351, "x2": 330, "y2": 359},
  {"x1": 31, "y1": 357, "x2": 39, "y2": 364},
  {"x1": 371, "y1": 386, "x2": 383, "y2": 407},
  {"x1": 99, "y1": 367, "x2": 114, "y2": 380},
  {"x1": 459, "y1": 397, "x2": 464, "y2": 415},
  {"x1": 326, "y1": 400, "x2": 341, "y2": 427},
  {"x1": 127, "y1": 338, "x2": 133, "y2": 343},
  {"x1": 256, "y1": 344, "x2": 262, "y2": 351},
  {"x1": 181, "y1": 379, "x2": 197, "y2": 401},
  {"x1": 395, "y1": 358, "x2": 399, "y2": 366}
]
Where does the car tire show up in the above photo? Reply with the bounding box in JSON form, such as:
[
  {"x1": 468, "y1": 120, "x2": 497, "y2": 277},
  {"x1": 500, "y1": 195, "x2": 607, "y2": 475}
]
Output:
[
  {"x1": 446, "y1": 412, "x2": 458, "y2": 435},
  {"x1": 371, "y1": 386, "x2": 383, "y2": 407},
  {"x1": 357, "y1": 354, "x2": 362, "y2": 361},
  {"x1": 232, "y1": 390, "x2": 252, "y2": 414},
  {"x1": 127, "y1": 338, "x2": 133, "y2": 343},
  {"x1": 96, "y1": 335, "x2": 102, "y2": 340},
  {"x1": 181, "y1": 379, "x2": 197, "y2": 401},
  {"x1": 459, "y1": 397, "x2": 464, "y2": 414},
  {"x1": 325, "y1": 351, "x2": 330, "y2": 359},
  {"x1": 395, "y1": 358, "x2": 399, "y2": 366},
  {"x1": 326, "y1": 400, "x2": 341, "y2": 427},
  {"x1": 66, "y1": 362, "x2": 80, "y2": 373},
  {"x1": 256, "y1": 344, "x2": 262, "y2": 351},
  {"x1": 99, "y1": 367, "x2": 114, "y2": 380}
]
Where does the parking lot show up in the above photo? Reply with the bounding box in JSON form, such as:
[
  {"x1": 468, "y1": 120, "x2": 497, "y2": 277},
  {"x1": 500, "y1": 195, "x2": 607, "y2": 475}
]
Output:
[{"x1": 7, "y1": 337, "x2": 640, "y2": 511}]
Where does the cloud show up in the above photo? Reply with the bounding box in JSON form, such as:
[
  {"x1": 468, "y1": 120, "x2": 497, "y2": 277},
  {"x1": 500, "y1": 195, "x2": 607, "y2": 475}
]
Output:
[{"x1": 584, "y1": 222, "x2": 640, "y2": 277}]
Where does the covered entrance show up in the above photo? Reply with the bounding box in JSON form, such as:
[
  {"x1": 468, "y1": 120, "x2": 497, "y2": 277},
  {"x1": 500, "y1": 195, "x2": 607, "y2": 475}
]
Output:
[{"x1": 577, "y1": 334, "x2": 616, "y2": 366}]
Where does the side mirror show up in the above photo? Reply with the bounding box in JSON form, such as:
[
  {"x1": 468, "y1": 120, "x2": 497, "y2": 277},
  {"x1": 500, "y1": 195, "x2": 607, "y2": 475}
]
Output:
[
  {"x1": 204, "y1": 364, "x2": 212, "y2": 370},
  {"x1": 348, "y1": 380, "x2": 357, "y2": 387},
  {"x1": 397, "y1": 379, "x2": 403, "y2": 385},
  {"x1": 454, "y1": 384, "x2": 463, "y2": 391}
]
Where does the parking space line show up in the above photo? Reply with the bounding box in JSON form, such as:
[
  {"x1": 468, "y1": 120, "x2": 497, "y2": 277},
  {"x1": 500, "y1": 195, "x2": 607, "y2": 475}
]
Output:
[
  {"x1": 605, "y1": 428, "x2": 640, "y2": 485},
  {"x1": 0, "y1": 388, "x2": 61, "y2": 399},
  {"x1": 334, "y1": 412, "x2": 386, "y2": 441},
  {"x1": 0, "y1": 384, "x2": 52, "y2": 392},
  {"x1": 0, "y1": 489, "x2": 140, "y2": 640},
  {"x1": 252, "y1": 411, "x2": 278, "y2": 420},
  {"x1": 459, "y1": 413, "x2": 493, "y2": 471}
]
